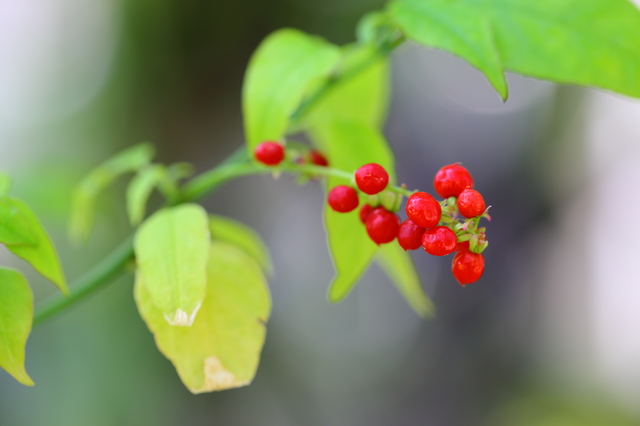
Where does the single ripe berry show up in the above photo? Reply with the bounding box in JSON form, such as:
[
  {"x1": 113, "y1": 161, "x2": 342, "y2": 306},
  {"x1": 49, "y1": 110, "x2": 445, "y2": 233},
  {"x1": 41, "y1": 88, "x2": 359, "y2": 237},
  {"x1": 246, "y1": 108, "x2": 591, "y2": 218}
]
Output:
[
  {"x1": 359, "y1": 204, "x2": 374, "y2": 224},
  {"x1": 328, "y1": 186, "x2": 359, "y2": 213},
  {"x1": 452, "y1": 250, "x2": 485, "y2": 285},
  {"x1": 254, "y1": 141, "x2": 285, "y2": 166},
  {"x1": 456, "y1": 241, "x2": 470, "y2": 253},
  {"x1": 422, "y1": 226, "x2": 457, "y2": 256},
  {"x1": 355, "y1": 163, "x2": 389, "y2": 195},
  {"x1": 365, "y1": 208, "x2": 400, "y2": 245},
  {"x1": 406, "y1": 192, "x2": 441, "y2": 229},
  {"x1": 433, "y1": 164, "x2": 474, "y2": 198},
  {"x1": 397, "y1": 219, "x2": 426, "y2": 251},
  {"x1": 310, "y1": 150, "x2": 329, "y2": 167},
  {"x1": 457, "y1": 188, "x2": 485, "y2": 218}
]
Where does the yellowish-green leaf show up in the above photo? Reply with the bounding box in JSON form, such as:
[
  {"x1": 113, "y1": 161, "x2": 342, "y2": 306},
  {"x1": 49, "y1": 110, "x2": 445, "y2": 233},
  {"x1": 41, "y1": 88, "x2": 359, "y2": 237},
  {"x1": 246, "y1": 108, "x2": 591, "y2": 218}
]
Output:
[
  {"x1": 134, "y1": 204, "x2": 210, "y2": 326},
  {"x1": 0, "y1": 197, "x2": 38, "y2": 247},
  {"x1": 377, "y1": 243, "x2": 435, "y2": 318},
  {"x1": 126, "y1": 165, "x2": 166, "y2": 226},
  {"x1": 5, "y1": 198, "x2": 67, "y2": 295},
  {"x1": 242, "y1": 28, "x2": 341, "y2": 152},
  {"x1": 135, "y1": 241, "x2": 271, "y2": 393},
  {"x1": 0, "y1": 268, "x2": 34, "y2": 386},
  {"x1": 209, "y1": 215, "x2": 272, "y2": 275},
  {"x1": 69, "y1": 142, "x2": 155, "y2": 243},
  {"x1": 0, "y1": 172, "x2": 12, "y2": 197}
]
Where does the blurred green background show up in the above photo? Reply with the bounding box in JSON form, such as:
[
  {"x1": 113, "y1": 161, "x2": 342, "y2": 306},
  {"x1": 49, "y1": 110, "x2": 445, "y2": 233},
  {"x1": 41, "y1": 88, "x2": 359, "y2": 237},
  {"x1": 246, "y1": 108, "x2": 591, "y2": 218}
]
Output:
[{"x1": 1, "y1": 0, "x2": 640, "y2": 425}]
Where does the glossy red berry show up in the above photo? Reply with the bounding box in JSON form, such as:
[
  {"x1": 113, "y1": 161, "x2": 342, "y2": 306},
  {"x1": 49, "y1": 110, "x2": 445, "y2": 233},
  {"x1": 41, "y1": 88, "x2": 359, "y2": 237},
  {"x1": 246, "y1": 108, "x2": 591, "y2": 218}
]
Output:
[
  {"x1": 254, "y1": 141, "x2": 285, "y2": 166},
  {"x1": 359, "y1": 204, "x2": 374, "y2": 224},
  {"x1": 452, "y1": 250, "x2": 485, "y2": 285},
  {"x1": 433, "y1": 164, "x2": 473, "y2": 198},
  {"x1": 397, "y1": 219, "x2": 426, "y2": 251},
  {"x1": 355, "y1": 163, "x2": 389, "y2": 195},
  {"x1": 456, "y1": 241, "x2": 470, "y2": 253},
  {"x1": 365, "y1": 208, "x2": 400, "y2": 245},
  {"x1": 457, "y1": 188, "x2": 485, "y2": 218},
  {"x1": 328, "y1": 186, "x2": 359, "y2": 213},
  {"x1": 422, "y1": 226, "x2": 457, "y2": 256},
  {"x1": 406, "y1": 192, "x2": 441, "y2": 229},
  {"x1": 310, "y1": 150, "x2": 329, "y2": 167}
]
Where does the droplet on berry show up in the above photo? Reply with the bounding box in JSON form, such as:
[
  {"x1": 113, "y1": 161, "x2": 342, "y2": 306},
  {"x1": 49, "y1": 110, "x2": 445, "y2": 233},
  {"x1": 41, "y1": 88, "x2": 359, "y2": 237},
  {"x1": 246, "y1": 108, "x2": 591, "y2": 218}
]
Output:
[
  {"x1": 451, "y1": 250, "x2": 485, "y2": 285},
  {"x1": 254, "y1": 141, "x2": 285, "y2": 166},
  {"x1": 328, "y1": 186, "x2": 359, "y2": 213},
  {"x1": 433, "y1": 164, "x2": 473, "y2": 198},
  {"x1": 422, "y1": 226, "x2": 457, "y2": 256},
  {"x1": 365, "y1": 207, "x2": 400, "y2": 245},
  {"x1": 397, "y1": 219, "x2": 425, "y2": 251},
  {"x1": 359, "y1": 204, "x2": 374, "y2": 224},
  {"x1": 406, "y1": 192, "x2": 441, "y2": 229},
  {"x1": 457, "y1": 188, "x2": 485, "y2": 218},
  {"x1": 355, "y1": 163, "x2": 389, "y2": 195}
]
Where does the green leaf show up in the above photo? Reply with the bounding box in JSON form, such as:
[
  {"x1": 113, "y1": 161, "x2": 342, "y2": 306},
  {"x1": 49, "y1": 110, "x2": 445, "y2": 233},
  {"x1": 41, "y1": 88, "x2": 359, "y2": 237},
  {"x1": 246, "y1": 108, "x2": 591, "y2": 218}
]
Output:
[
  {"x1": 135, "y1": 241, "x2": 271, "y2": 393},
  {"x1": 389, "y1": 0, "x2": 640, "y2": 100},
  {"x1": 0, "y1": 197, "x2": 38, "y2": 247},
  {"x1": 0, "y1": 268, "x2": 34, "y2": 386},
  {"x1": 126, "y1": 165, "x2": 166, "y2": 226},
  {"x1": 134, "y1": 204, "x2": 210, "y2": 326},
  {"x1": 208, "y1": 215, "x2": 272, "y2": 275},
  {"x1": 5, "y1": 198, "x2": 68, "y2": 295},
  {"x1": 0, "y1": 172, "x2": 12, "y2": 197},
  {"x1": 242, "y1": 28, "x2": 341, "y2": 152},
  {"x1": 69, "y1": 142, "x2": 155, "y2": 243},
  {"x1": 377, "y1": 243, "x2": 435, "y2": 318}
]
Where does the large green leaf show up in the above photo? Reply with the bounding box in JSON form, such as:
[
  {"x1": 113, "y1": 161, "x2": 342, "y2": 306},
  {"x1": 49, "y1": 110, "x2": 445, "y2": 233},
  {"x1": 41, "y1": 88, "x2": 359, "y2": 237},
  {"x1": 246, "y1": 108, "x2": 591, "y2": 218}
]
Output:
[
  {"x1": 69, "y1": 142, "x2": 155, "y2": 243},
  {"x1": 389, "y1": 0, "x2": 640, "y2": 100},
  {"x1": 126, "y1": 165, "x2": 166, "y2": 226},
  {"x1": 242, "y1": 28, "x2": 341, "y2": 152},
  {"x1": 0, "y1": 197, "x2": 38, "y2": 247},
  {"x1": 377, "y1": 243, "x2": 435, "y2": 318},
  {"x1": 134, "y1": 204, "x2": 210, "y2": 326},
  {"x1": 135, "y1": 241, "x2": 271, "y2": 393},
  {"x1": 0, "y1": 268, "x2": 34, "y2": 386},
  {"x1": 5, "y1": 198, "x2": 68, "y2": 295},
  {"x1": 208, "y1": 215, "x2": 272, "y2": 275}
]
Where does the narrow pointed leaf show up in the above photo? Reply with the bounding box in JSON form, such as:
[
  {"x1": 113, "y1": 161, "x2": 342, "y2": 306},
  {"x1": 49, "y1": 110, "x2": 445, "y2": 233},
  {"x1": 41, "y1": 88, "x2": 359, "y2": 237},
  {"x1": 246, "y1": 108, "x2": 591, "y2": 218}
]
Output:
[
  {"x1": 135, "y1": 242, "x2": 271, "y2": 393},
  {"x1": 134, "y1": 204, "x2": 210, "y2": 326},
  {"x1": 0, "y1": 268, "x2": 34, "y2": 386},
  {"x1": 0, "y1": 197, "x2": 38, "y2": 247},
  {"x1": 5, "y1": 198, "x2": 67, "y2": 295},
  {"x1": 378, "y1": 243, "x2": 435, "y2": 318},
  {"x1": 208, "y1": 215, "x2": 272, "y2": 275},
  {"x1": 126, "y1": 165, "x2": 165, "y2": 226}
]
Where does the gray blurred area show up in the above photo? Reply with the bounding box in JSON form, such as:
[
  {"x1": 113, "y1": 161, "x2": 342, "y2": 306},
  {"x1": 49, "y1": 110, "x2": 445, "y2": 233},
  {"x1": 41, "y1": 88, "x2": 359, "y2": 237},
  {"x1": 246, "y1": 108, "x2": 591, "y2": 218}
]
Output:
[{"x1": 1, "y1": 0, "x2": 640, "y2": 425}]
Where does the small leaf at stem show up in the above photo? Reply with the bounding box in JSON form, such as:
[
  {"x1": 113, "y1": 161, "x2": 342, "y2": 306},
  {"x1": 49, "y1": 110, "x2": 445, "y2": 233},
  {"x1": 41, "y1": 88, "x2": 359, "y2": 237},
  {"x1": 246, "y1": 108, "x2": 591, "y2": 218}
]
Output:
[
  {"x1": 134, "y1": 242, "x2": 271, "y2": 393},
  {"x1": 126, "y1": 165, "x2": 166, "y2": 226},
  {"x1": 0, "y1": 172, "x2": 12, "y2": 197},
  {"x1": 0, "y1": 197, "x2": 38, "y2": 247},
  {"x1": 0, "y1": 268, "x2": 34, "y2": 386}
]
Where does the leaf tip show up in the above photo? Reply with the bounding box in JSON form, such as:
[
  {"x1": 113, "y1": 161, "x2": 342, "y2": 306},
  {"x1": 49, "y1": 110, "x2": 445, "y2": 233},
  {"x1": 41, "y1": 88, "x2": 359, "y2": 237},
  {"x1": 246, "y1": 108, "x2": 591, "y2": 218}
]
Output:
[{"x1": 191, "y1": 356, "x2": 249, "y2": 393}]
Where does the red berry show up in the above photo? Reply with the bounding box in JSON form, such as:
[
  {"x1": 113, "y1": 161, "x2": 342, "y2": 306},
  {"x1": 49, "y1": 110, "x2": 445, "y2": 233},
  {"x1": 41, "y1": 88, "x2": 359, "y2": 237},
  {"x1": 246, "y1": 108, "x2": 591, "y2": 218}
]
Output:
[
  {"x1": 365, "y1": 208, "x2": 400, "y2": 245},
  {"x1": 328, "y1": 186, "x2": 359, "y2": 213},
  {"x1": 452, "y1": 250, "x2": 485, "y2": 285},
  {"x1": 406, "y1": 192, "x2": 441, "y2": 229},
  {"x1": 310, "y1": 150, "x2": 329, "y2": 167},
  {"x1": 456, "y1": 241, "x2": 470, "y2": 253},
  {"x1": 457, "y1": 188, "x2": 485, "y2": 218},
  {"x1": 254, "y1": 141, "x2": 285, "y2": 166},
  {"x1": 422, "y1": 226, "x2": 457, "y2": 256},
  {"x1": 397, "y1": 219, "x2": 425, "y2": 251},
  {"x1": 359, "y1": 204, "x2": 374, "y2": 224},
  {"x1": 433, "y1": 164, "x2": 473, "y2": 198},
  {"x1": 355, "y1": 163, "x2": 389, "y2": 195}
]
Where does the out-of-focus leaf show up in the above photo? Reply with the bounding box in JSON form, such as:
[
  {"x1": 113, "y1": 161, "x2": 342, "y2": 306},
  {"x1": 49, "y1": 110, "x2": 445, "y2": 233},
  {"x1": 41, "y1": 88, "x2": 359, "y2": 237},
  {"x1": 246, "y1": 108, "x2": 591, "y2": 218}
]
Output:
[
  {"x1": 209, "y1": 215, "x2": 272, "y2": 274},
  {"x1": 389, "y1": 0, "x2": 640, "y2": 100},
  {"x1": 0, "y1": 197, "x2": 38, "y2": 247},
  {"x1": 135, "y1": 241, "x2": 271, "y2": 393},
  {"x1": 378, "y1": 243, "x2": 434, "y2": 318},
  {"x1": 242, "y1": 28, "x2": 341, "y2": 152},
  {"x1": 126, "y1": 165, "x2": 166, "y2": 226},
  {"x1": 0, "y1": 172, "x2": 12, "y2": 197},
  {"x1": 5, "y1": 198, "x2": 67, "y2": 295},
  {"x1": 134, "y1": 204, "x2": 209, "y2": 326},
  {"x1": 0, "y1": 268, "x2": 34, "y2": 386},
  {"x1": 69, "y1": 142, "x2": 155, "y2": 243}
]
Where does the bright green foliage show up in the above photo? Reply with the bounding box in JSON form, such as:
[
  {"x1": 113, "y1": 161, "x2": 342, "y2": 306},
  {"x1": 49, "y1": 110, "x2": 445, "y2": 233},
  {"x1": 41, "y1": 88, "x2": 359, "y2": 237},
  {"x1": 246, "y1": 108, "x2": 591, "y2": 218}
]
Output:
[
  {"x1": 126, "y1": 165, "x2": 166, "y2": 226},
  {"x1": 209, "y1": 215, "x2": 272, "y2": 275},
  {"x1": 389, "y1": 0, "x2": 640, "y2": 100},
  {"x1": 0, "y1": 172, "x2": 12, "y2": 197},
  {"x1": 134, "y1": 242, "x2": 271, "y2": 393},
  {"x1": 0, "y1": 197, "x2": 38, "y2": 247},
  {"x1": 378, "y1": 243, "x2": 434, "y2": 318},
  {"x1": 134, "y1": 204, "x2": 210, "y2": 326},
  {"x1": 69, "y1": 143, "x2": 155, "y2": 243},
  {"x1": 5, "y1": 198, "x2": 68, "y2": 295},
  {"x1": 242, "y1": 29, "x2": 341, "y2": 152},
  {"x1": 0, "y1": 268, "x2": 34, "y2": 386}
]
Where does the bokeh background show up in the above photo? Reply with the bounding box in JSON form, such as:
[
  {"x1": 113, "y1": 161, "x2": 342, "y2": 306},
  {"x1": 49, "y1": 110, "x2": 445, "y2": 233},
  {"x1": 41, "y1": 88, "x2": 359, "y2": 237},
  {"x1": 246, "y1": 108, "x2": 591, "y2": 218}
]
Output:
[{"x1": 1, "y1": 0, "x2": 640, "y2": 425}]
